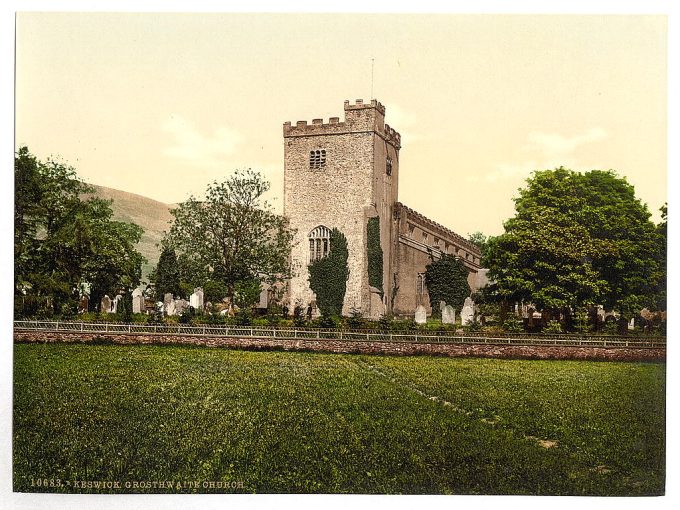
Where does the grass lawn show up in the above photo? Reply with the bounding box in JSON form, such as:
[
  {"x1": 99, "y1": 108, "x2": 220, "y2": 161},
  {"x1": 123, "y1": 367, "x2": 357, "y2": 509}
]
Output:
[{"x1": 13, "y1": 343, "x2": 665, "y2": 495}]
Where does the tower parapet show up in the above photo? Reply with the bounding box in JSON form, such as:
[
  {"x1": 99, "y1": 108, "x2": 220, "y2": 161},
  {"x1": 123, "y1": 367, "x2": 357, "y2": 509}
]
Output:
[{"x1": 283, "y1": 98, "x2": 400, "y2": 149}]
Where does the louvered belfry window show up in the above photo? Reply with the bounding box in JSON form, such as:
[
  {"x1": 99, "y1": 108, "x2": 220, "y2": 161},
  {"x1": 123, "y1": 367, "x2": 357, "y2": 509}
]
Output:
[{"x1": 309, "y1": 149, "x2": 327, "y2": 169}]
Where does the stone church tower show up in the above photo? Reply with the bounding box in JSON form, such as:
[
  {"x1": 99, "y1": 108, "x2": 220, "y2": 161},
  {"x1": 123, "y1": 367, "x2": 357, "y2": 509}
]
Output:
[{"x1": 283, "y1": 99, "x2": 401, "y2": 317}]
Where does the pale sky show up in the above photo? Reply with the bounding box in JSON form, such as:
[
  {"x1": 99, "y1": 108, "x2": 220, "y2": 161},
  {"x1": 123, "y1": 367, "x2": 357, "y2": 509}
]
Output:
[{"x1": 15, "y1": 12, "x2": 667, "y2": 236}]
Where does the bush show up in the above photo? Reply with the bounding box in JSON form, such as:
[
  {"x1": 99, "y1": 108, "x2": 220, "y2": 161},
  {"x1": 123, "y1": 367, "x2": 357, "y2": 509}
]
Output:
[
  {"x1": 503, "y1": 318, "x2": 525, "y2": 333},
  {"x1": 252, "y1": 318, "x2": 269, "y2": 328},
  {"x1": 235, "y1": 309, "x2": 252, "y2": 326},
  {"x1": 377, "y1": 314, "x2": 393, "y2": 331},
  {"x1": 543, "y1": 320, "x2": 563, "y2": 334},
  {"x1": 390, "y1": 319, "x2": 417, "y2": 332},
  {"x1": 345, "y1": 308, "x2": 366, "y2": 330},
  {"x1": 59, "y1": 302, "x2": 77, "y2": 320}
]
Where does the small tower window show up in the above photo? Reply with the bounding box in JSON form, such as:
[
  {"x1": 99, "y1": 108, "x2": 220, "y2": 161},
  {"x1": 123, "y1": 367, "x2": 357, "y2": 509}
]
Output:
[
  {"x1": 408, "y1": 223, "x2": 415, "y2": 237},
  {"x1": 309, "y1": 149, "x2": 327, "y2": 169},
  {"x1": 309, "y1": 225, "x2": 331, "y2": 262},
  {"x1": 386, "y1": 156, "x2": 393, "y2": 176}
]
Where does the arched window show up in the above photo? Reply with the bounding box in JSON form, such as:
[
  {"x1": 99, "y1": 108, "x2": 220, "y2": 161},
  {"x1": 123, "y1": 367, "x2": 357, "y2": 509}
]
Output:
[{"x1": 309, "y1": 225, "x2": 331, "y2": 262}]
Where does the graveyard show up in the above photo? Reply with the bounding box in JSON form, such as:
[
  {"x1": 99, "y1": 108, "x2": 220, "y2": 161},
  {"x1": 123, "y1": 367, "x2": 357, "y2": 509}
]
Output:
[{"x1": 13, "y1": 342, "x2": 665, "y2": 495}]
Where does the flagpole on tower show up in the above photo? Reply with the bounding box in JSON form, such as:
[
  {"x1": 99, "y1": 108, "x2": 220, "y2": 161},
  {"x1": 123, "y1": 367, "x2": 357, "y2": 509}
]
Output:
[{"x1": 371, "y1": 58, "x2": 375, "y2": 100}]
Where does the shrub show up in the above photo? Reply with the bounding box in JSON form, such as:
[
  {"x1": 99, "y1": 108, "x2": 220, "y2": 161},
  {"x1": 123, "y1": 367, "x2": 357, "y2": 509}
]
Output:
[
  {"x1": 345, "y1": 308, "x2": 366, "y2": 330},
  {"x1": 543, "y1": 320, "x2": 563, "y2": 334},
  {"x1": 311, "y1": 315, "x2": 340, "y2": 330},
  {"x1": 503, "y1": 318, "x2": 525, "y2": 333},
  {"x1": 252, "y1": 318, "x2": 269, "y2": 328},
  {"x1": 235, "y1": 309, "x2": 252, "y2": 326},
  {"x1": 377, "y1": 314, "x2": 393, "y2": 331}
]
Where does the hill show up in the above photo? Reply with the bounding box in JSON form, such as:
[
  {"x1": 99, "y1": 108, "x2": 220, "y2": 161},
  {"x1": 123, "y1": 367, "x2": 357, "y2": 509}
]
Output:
[{"x1": 87, "y1": 185, "x2": 174, "y2": 278}]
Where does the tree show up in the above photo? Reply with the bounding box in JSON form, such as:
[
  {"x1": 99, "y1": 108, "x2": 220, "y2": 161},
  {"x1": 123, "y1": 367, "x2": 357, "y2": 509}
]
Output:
[
  {"x1": 151, "y1": 243, "x2": 181, "y2": 299},
  {"x1": 484, "y1": 167, "x2": 662, "y2": 319},
  {"x1": 649, "y1": 203, "x2": 667, "y2": 311},
  {"x1": 14, "y1": 147, "x2": 145, "y2": 316},
  {"x1": 308, "y1": 228, "x2": 349, "y2": 317},
  {"x1": 166, "y1": 169, "x2": 295, "y2": 299},
  {"x1": 233, "y1": 278, "x2": 262, "y2": 309},
  {"x1": 424, "y1": 254, "x2": 471, "y2": 317},
  {"x1": 467, "y1": 231, "x2": 489, "y2": 260}
]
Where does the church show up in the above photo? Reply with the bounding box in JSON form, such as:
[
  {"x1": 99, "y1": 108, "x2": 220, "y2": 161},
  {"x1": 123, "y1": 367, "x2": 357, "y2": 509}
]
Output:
[{"x1": 283, "y1": 99, "x2": 486, "y2": 318}]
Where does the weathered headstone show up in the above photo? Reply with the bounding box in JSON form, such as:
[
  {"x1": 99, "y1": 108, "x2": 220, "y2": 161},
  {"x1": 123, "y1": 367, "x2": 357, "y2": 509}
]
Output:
[
  {"x1": 166, "y1": 299, "x2": 177, "y2": 316},
  {"x1": 100, "y1": 295, "x2": 112, "y2": 313},
  {"x1": 132, "y1": 288, "x2": 144, "y2": 314},
  {"x1": 414, "y1": 304, "x2": 427, "y2": 324},
  {"x1": 190, "y1": 287, "x2": 204, "y2": 311},
  {"x1": 628, "y1": 318, "x2": 635, "y2": 330},
  {"x1": 78, "y1": 295, "x2": 89, "y2": 314},
  {"x1": 442, "y1": 304, "x2": 456, "y2": 324},
  {"x1": 112, "y1": 294, "x2": 123, "y2": 314},
  {"x1": 163, "y1": 292, "x2": 174, "y2": 308},
  {"x1": 461, "y1": 297, "x2": 474, "y2": 326},
  {"x1": 132, "y1": 295, "x2": 144, "y2": 314},
  {"x1": 175, "y1": 299, "x2": 189, "y2": 315}
]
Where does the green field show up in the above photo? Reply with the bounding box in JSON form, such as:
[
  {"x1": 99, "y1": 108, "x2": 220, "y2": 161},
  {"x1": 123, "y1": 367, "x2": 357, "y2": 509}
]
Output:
[{"x1": 13, "y1": 343, "x2": 665, "y2": 495}]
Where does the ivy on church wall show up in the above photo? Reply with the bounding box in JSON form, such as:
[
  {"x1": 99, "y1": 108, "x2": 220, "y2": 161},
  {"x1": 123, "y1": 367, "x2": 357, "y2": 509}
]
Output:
[
  {"x1": 308, "y1": 228, "x2": 350, "y2": 317},
  {"x1": 424, "y1": 254, "x2": 470, "y2": 318},
  {"x1": 367, "y1": 217, "x2": 384, "y2": 296}
]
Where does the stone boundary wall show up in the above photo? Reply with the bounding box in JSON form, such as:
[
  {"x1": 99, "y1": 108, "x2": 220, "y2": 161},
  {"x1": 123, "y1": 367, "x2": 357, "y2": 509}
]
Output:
[{"x1": 13, "y1": 331, "x2": 666, "y2": 362}]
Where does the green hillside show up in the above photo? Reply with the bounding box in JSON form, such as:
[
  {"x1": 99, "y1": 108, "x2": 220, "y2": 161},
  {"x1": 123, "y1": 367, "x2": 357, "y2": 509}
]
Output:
[{"x1": 87, "y1": 185, "x2": 174, "y2": 279}]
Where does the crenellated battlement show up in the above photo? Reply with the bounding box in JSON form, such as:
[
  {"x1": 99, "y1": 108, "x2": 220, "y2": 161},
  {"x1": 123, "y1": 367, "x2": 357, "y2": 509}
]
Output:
[
  {"x1": 384, "y1": 123, "x2": 401, "y2": 147},
  {"x1": 343, "y1": 98, "x2": 386, "y2": 115},
  {"x1": 283, "y1": 98, "x2": 400, "y2": 148}
]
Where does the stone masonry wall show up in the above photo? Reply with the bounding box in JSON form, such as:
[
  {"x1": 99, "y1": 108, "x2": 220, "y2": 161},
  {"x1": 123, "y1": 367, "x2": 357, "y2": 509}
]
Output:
[
  {"x1": 284, "y1": 131, "x2": 373, "y2": 315},
  {"x1": 14, "y1": 331, "x2": 666, "y2": 362},
  {"x1": 283, "y1": 100, "x2": 401, "y2": 316}
]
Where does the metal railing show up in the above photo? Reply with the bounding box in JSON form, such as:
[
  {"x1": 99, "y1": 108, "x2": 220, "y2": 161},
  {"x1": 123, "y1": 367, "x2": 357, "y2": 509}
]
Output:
[{"x1": 13, "y1": 320, "x2": 667, "y2": 349}]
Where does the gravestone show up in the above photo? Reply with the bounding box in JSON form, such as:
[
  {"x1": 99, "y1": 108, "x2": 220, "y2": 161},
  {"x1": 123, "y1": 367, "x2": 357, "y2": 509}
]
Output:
[
  {"x1": 112, "y1": 294, "x2": 123, "y2": 314},
  {"x1": 78, "y1": 295, "x2": 89, "y2": 314},
  {"x1": 442, "y1": 304, "x2": 456, "y2": 324},
  {"x1": 460, "y1": 297, "x2": 474, "y2": 326},
  {"x1": 175, "y1": 299, "x2": 189, "y2": 315},
  {"x1": 414, "y1": 305, "x2": 427, "y2": 324},
  {"x1": 163, "y1": 293, "x2": 174, "y2": 308},
  {"x1": 190, "y1": 288, "x2": 204, "y2": 311},
  {"x1": 132, "y1": 288, "x2": 144, "y2": 314},
  {"x1": 132, "y1": 295, "x2": 145, "y2": 314},
  {"x1": 166, "y1": 299, "x2": 177, "y2": 316},
  {"x1": 100, "y1": 295, "x2": 112, "y2": 313}
]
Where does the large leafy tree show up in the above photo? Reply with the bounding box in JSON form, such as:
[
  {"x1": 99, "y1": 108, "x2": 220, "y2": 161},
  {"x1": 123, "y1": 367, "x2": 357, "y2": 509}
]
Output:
[
  {"x1": 165, "y1": 169, "x2": 295, "y2": 298},
  {"x1": 484, "y1": 167, "x2": 663, "y2": 319},
  {"x1": 424, "y1": 254, "x2": 471, "y2": 317},
  {"x1": 308, "y1": 228, "x2": 349, "y2": 317},
  {"x1": 14, "y1": 147, "x2": 145, "y2": 316}
]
